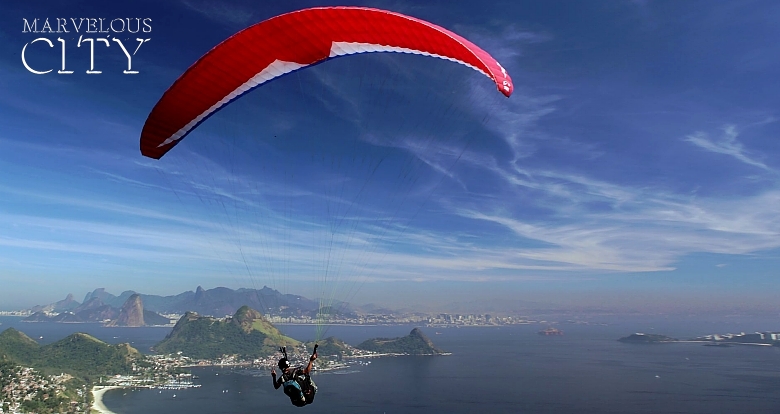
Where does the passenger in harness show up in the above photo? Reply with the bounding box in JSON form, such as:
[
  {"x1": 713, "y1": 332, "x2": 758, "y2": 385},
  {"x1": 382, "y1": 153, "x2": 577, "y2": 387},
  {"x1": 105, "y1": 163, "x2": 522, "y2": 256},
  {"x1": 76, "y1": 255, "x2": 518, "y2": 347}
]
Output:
[{"x1": 272, "y1": 345, "x2": 318, "y2": 407}]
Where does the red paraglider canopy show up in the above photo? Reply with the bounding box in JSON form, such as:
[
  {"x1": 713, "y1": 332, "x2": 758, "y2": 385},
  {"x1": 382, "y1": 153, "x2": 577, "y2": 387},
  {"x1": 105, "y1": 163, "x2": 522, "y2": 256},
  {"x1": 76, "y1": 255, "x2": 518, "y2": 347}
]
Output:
[{"x1": 140, "y1": 6, "x2": 513, "y2": 159}]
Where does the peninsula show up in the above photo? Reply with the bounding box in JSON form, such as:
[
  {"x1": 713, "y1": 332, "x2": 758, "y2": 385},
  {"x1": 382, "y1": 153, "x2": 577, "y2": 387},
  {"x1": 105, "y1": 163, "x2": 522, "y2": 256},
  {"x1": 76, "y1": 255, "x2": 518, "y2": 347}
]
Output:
[
  {"x1": 618, "y1": 333, "x2": 678, "y2": 343},
  {"x1": 619, "y1": 330, "x2": 780, "y2": 346}
]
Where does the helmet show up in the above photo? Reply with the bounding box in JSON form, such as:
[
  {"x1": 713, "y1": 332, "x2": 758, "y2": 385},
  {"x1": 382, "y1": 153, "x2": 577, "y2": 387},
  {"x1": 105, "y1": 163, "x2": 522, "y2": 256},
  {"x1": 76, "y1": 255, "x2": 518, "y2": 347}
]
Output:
[{"x1": 278, "y1": 358, "x2": 290, "y2": 370}]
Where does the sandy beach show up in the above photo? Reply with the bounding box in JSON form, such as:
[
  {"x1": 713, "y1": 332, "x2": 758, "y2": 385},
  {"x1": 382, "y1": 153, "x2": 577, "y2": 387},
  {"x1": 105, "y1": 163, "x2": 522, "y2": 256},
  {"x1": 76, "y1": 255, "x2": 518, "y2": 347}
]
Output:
[{"x1": 91, "y1": 386, "x2": 122, "y2": 414}]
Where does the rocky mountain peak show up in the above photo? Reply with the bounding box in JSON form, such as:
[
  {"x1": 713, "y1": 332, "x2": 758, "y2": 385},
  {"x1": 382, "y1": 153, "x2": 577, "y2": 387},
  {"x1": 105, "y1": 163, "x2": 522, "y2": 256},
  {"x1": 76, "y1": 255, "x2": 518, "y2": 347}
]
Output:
[{"x1": 107, "y1": 294, "x2": 145, "y2": 327}]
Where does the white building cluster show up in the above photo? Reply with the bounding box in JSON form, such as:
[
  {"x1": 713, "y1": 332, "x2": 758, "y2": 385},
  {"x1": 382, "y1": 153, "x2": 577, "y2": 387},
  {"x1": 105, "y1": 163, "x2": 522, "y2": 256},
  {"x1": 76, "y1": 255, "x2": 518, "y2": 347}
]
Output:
[
  {"x1": 695, "y1": 331, "x2": 780, "y2": 343},
  {"x1": 0, "y1": 366, "x2": 86, "y2": 414}
]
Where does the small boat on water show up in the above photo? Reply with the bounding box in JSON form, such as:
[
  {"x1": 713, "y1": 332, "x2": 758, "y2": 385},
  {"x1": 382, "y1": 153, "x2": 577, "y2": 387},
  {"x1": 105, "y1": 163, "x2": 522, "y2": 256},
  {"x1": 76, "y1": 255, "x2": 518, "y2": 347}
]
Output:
[{"x1": 538, "y1": 327, "x2": 563, "y2": 336}]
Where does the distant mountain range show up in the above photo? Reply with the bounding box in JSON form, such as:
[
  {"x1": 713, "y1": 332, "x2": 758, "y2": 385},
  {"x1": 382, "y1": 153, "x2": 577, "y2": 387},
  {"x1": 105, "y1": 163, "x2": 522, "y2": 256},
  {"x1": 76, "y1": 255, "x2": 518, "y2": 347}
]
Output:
[
  {"x1": 25, "y1": 293, "x2": 170, "y2": 327},
  {"x1": 26, "y1": 286, "x2": 358, "y2": 324}
]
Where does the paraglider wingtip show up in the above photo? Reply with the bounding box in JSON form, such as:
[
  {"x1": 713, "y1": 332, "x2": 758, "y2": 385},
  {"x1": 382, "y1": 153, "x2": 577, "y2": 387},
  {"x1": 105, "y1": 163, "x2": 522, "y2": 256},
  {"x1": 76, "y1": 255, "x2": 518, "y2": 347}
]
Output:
[
  {"x1": 500, "y1": 85, "x2": 513, "y2": 98},
  {"x1": 140, "y1": 145, "x2": 164, "y2": 160}
]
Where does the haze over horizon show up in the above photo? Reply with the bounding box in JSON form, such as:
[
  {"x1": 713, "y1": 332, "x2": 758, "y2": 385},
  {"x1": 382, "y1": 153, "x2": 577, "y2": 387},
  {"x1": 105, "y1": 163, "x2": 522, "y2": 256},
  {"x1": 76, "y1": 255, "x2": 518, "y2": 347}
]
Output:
[{"x1": 1, "y1": 1, "x2": 779, "y2": 314}]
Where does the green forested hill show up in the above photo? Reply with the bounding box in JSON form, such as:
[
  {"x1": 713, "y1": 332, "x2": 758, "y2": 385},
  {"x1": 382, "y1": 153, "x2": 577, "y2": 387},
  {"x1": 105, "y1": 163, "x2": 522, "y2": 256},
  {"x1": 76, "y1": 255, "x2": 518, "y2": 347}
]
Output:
[
  {"x1": 154, "y1": 306, "x2": 299, "y2": 359},
  {"x1": 0, "y1": 328, "x2": 39, "y2": 364},
  {"x1": 305, "y1": 336, "x2": 356, "y2": 357},
  {"x1": 38, "y1": 333, "x2": 140, "y2": 378},
  {"x1": 0, "y1": 328, "x2": 141, "y2": 380}
]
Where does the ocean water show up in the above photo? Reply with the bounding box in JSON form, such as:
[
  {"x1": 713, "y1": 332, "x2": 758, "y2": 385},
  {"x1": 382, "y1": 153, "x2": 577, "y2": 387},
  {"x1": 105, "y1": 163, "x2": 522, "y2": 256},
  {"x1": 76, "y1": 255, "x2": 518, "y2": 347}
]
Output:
[
  {"x1": 0, "y1": 317, "x2": 171, "y2": 353},
  {"x1": 3, "y1": 317, "x2": 780, "y2": 413}
]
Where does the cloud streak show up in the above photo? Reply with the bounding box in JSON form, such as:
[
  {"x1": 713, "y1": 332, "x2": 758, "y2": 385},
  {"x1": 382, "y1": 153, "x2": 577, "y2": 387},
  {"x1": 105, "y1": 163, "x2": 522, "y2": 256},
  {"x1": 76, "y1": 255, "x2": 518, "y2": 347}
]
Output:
[
  {"x1": 3, "y1": 0, "x2": 780, "y2": 313},
  {"x1": 442, "y1": 158, "x2": 780, "y2": 273},
  {"x1": 685, "y1": 124, "x2": 772, "y2": 171}
]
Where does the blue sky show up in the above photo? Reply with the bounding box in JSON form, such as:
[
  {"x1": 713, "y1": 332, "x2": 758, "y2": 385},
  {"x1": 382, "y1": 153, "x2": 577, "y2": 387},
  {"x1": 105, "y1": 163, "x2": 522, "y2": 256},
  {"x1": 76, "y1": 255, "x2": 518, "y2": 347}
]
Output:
[{"x1": 0, "y1": 0, "x2": 778, "y2": 313}]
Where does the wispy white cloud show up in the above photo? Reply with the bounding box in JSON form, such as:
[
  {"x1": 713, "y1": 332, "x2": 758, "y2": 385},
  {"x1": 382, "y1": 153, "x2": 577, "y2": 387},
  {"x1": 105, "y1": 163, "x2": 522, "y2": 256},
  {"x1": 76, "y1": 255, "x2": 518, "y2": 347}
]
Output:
[
  {"x1": 0, "y1": 183, "x2": 211, "y2": 229},
  {"x1": 4, "y1": 7, "x2": 779, "y2": 294},
  {"x1": 443, "y1": 164, "x2": 780, "y2": 273},
  {"x1": 468, "y1": 79, "x2": 561, "y2": 163},
  {"x1": 459, "y1": 24, "x2": 553, "y2": 63},
  {"x1": 378, "y1": 21, "x2": 780, "y2": 277},
  {"x1": 684, "y1": 124, "x2": 772, "y2": 171}
]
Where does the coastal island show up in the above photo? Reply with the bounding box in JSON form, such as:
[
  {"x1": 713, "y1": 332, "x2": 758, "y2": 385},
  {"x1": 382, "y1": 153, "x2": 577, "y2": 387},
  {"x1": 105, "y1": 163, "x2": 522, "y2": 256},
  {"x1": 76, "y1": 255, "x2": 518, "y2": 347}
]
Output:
[{"x1": 355, "y1": 328, "x2": 446, "y2": 355}]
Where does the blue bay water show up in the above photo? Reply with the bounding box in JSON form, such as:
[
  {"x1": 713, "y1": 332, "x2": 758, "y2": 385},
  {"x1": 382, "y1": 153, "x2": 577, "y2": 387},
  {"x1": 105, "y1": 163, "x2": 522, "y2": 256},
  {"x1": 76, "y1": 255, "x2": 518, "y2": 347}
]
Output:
[
  {"x1": 0, "y1": 316, "x2": 170, "y2": 352},
  {"x1": 3, "y1": 316, "x2": 780, "y2": 413}
]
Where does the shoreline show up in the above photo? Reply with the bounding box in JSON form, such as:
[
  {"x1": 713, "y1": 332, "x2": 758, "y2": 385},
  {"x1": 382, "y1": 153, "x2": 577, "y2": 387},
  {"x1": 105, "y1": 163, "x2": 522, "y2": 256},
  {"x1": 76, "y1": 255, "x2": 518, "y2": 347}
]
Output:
[{"x1": 91, "y1": 385, "x2": 123, "y2": 414}]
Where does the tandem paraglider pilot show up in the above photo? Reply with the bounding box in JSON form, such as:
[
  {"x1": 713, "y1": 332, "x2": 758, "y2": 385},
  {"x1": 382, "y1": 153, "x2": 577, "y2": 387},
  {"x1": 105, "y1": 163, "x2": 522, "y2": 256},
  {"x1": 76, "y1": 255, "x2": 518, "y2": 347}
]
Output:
[{"x1": 272, "y1": 345, "x2": 318, "y2": 407}]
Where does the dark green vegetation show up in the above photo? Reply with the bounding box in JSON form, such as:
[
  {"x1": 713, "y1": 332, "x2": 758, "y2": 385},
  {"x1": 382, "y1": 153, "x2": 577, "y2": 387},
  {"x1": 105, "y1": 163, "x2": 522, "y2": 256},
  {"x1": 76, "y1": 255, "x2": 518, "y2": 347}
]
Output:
[
  {"x1": 0, "y1": 328, "x2": 140, "y2": 413},
  {"x1": 0, "y1": 327, "x2": 39, "y2": 363},
  {"x1": 0, "y1": 332, "x2": 86, "y2": 412},
  {"x1": 1, "y1": 357, "x2": 83, "y2": 414},
  {"x1": 38, "y1": 333, "x2": 141, "y2": 378},
  {"x1": 618, "y1": 333, "x2": 678, "y2": 343},
  {"x1": 306, "y1": 336, "x2": 356, "y2": 358},
  {"x1": 356, "y1": 328, "x2": 445, "y2": 355},
  {"x1": 0, "y1": 328, "x2": 141, "y2": 380},
  {"x1": 153, "y1": 306, "x2": 299, "y2": 359}
]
